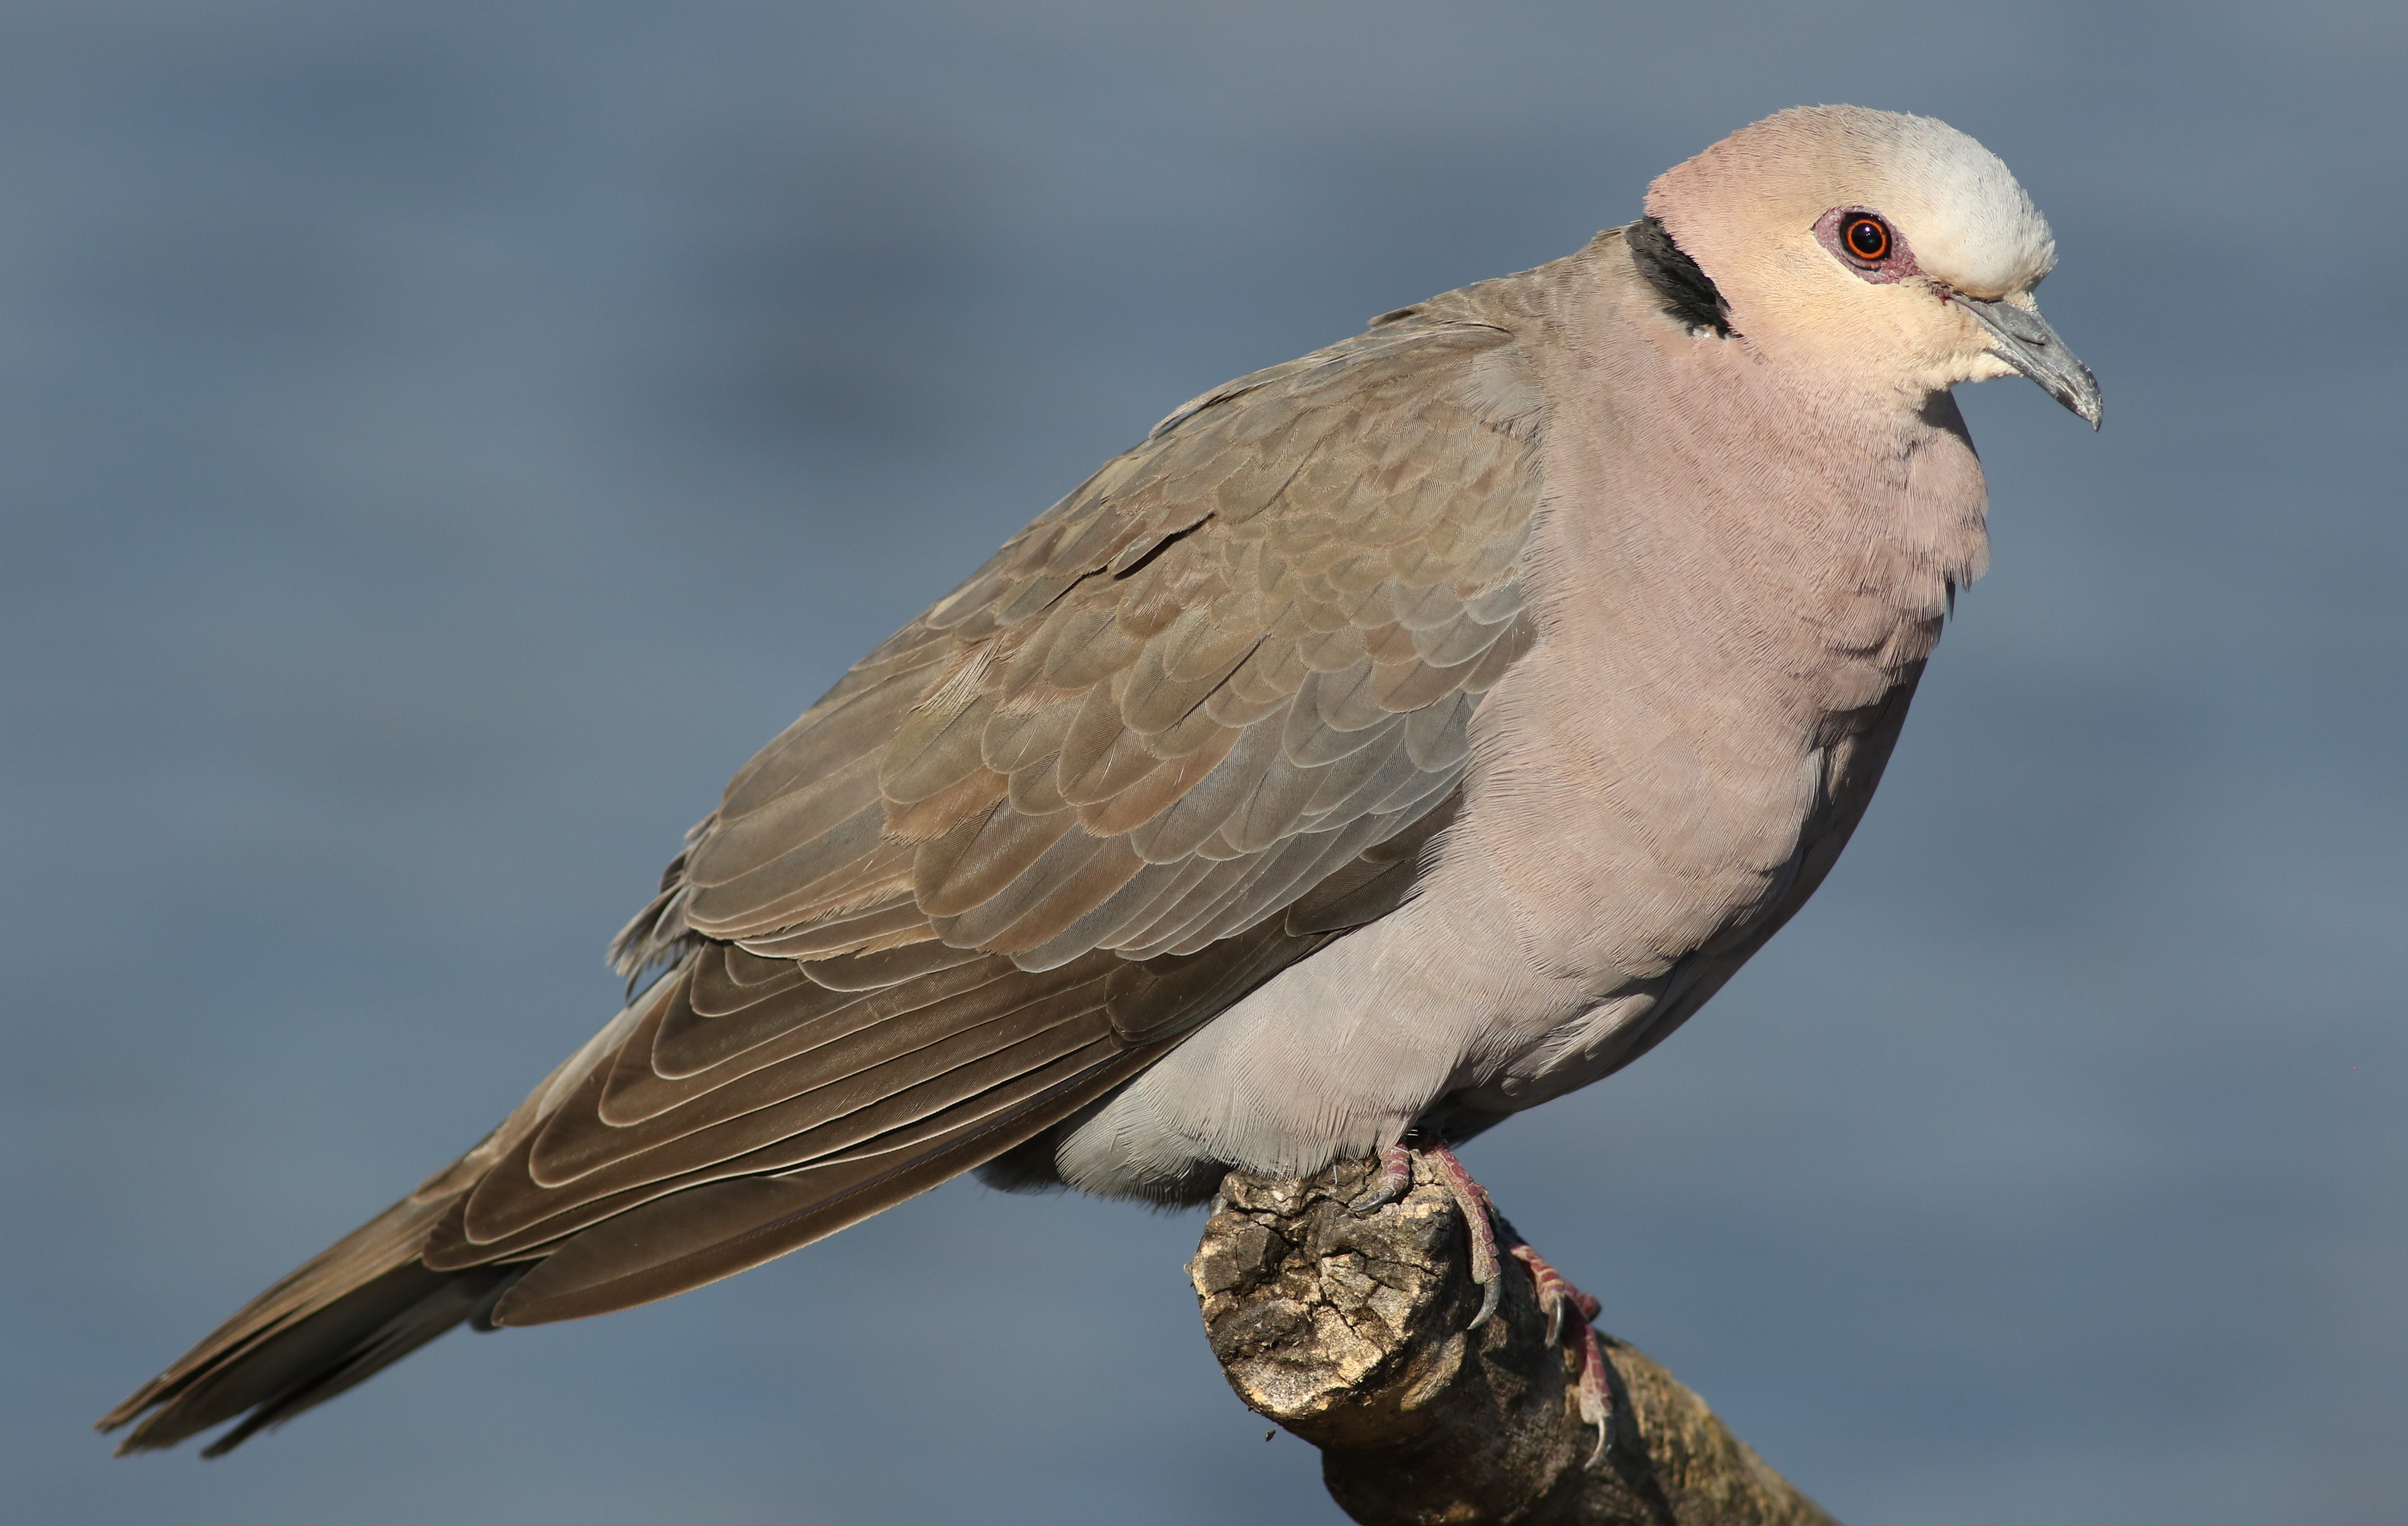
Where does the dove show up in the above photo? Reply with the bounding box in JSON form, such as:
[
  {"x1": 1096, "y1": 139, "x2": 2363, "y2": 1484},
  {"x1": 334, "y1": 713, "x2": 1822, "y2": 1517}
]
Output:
[{"x1": 102, "y1": 104, "x2": 2098, "y2": 1457}]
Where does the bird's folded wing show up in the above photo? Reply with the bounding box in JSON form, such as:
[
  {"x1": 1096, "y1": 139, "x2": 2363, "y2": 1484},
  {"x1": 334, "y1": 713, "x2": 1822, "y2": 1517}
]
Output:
[
  {"x1": 130, "y1": 298, "x2": 1557, "y2": 1387},
  {"x1": 424, "y1": 307, "x2": 1552, "y2": 1322}
]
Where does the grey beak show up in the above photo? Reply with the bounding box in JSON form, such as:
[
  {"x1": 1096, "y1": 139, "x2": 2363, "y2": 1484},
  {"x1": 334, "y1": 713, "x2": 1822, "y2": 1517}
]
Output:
[{"x1": 1952, "y1": 293, "x2": 2102, "y2": 428}]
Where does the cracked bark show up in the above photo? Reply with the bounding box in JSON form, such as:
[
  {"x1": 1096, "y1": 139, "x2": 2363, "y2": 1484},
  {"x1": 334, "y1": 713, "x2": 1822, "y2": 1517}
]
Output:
[{"x1": 1188, "y1": 1158, "x2": 1841, "y2": 1526}]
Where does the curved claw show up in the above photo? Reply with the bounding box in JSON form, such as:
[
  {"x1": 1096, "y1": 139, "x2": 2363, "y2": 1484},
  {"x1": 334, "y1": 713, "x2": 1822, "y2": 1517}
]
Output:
[
  {"x1": 1468, "y1": 1270, "x2": 1503, "y2": 1330},
  {"x1": 1575, "y1": 1326, "x2": 1613, "y2": 1467},
  {"x1": 1348, "y1": 1143, "x2": 1415, "y2": 1215}
]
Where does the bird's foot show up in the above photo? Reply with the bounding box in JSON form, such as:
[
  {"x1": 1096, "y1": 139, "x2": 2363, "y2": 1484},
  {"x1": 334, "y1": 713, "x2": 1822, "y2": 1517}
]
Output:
[
  {"x1": 1351, "y1": 1136, "x2": 1613, "y2": 1462},
  {"x1": 1347, "y1": 1136, "x2": 1504, "y2": 1331}
]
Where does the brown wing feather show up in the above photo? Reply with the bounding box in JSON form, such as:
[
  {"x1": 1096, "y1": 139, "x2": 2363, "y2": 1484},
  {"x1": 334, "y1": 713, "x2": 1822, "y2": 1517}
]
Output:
[{"x1": 102, "y1": 265, "x2": 1563, "y2": 1453}]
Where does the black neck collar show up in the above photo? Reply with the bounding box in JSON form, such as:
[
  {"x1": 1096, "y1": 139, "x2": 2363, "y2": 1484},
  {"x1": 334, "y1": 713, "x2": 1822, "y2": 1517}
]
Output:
[{"x1": 1625, "y1": 216, "x2": 1733, "y2": 338}]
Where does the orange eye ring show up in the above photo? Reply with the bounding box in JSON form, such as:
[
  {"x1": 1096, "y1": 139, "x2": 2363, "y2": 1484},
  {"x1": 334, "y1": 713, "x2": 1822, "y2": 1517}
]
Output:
[{"x1": 1844, "y1": 215, "x2": 1891, "y2": 262}]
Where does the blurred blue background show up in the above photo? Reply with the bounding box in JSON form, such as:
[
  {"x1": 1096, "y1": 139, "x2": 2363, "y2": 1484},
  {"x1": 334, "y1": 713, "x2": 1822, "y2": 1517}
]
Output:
[{"x1": 4, "y1": 4, "x2": 2402, "y2": 1523}]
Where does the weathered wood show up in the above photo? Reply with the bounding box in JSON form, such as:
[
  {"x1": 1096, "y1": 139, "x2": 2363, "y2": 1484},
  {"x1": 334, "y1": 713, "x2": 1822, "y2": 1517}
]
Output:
[{"x1": 1189, "y1": 1158, "x2": 1840, "y2": 1526}]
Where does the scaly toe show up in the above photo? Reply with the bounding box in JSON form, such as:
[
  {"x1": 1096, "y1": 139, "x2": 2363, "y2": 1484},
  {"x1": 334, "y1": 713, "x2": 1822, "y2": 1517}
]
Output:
[
  {"x1": 1348, "y1": 1143, "x2": 1415, "y2": 1215},
  {"x1": 1576, "y1": 1325, "x2": 1613, "y2": 1466},
  {"x1": 1509, "y1": 1241, "x2": 1578, "y2": 1347},
  {"x1": 1425, "y1": 1144, "x2": 1503, "y2": 1327}
]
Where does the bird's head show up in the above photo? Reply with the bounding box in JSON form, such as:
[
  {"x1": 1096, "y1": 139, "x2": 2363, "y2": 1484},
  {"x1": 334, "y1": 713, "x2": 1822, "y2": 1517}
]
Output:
[{"x1": 1645, "y1": 104, "x2": 2101, "y2": 427}]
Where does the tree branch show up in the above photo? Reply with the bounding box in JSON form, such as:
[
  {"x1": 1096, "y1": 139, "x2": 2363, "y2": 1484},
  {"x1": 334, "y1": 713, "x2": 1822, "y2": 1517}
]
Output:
[{"x1": 1188, "y1": 1158, "x2": 1841, "y2": 1526}]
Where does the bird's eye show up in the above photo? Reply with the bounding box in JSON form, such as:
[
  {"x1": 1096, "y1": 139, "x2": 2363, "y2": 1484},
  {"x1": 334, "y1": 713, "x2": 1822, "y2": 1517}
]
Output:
[{"x1": 1844, "y1": 215, "x2": 1891, "y2": 262}]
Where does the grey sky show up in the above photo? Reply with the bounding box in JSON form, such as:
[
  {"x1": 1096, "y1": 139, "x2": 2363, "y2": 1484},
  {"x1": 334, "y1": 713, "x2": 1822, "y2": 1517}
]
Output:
[{"x1": 5, "y1": 4, "x2": 2403, "y2": 1523}]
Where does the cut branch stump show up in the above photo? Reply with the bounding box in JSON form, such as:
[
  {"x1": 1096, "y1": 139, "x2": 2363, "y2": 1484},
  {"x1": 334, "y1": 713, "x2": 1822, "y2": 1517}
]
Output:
[{"x1": 1188, "y1": 1158, "x2": 1841, "y2": 1526}]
